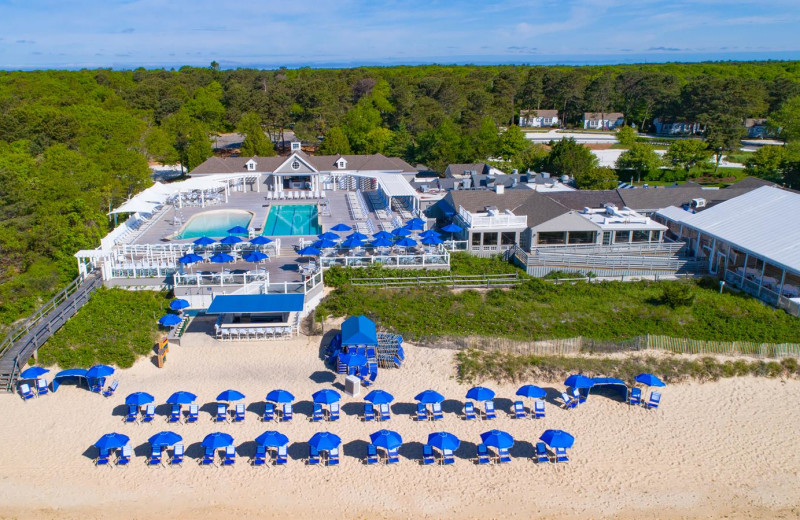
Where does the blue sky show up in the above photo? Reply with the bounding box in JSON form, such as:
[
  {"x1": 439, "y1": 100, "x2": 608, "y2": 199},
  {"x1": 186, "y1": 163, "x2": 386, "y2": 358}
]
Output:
[{"x1": 1, "y1": 0, "x2": 799, "y2": 69}]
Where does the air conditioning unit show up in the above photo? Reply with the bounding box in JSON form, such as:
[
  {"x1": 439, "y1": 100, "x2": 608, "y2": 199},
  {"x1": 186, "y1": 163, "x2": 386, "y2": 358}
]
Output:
[{"x1": 691, "y1": 198, "x2": 707, "y2": 209}]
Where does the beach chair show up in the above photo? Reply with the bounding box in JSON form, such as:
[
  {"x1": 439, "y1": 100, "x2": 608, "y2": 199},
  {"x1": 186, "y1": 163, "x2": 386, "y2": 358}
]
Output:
[
  {"x1": 379, "y1": 403, "x2": 391, "y2": 421},
  {"x1": 560, "y1": 393, "x2": 578, "y2": 409},
  {"x1": 363, "y1": 402, "x2": 375, "y2": 422},
  {"x1": 534, "y1": 400, "x2": 546, "y2": 419},
  {"x1": 484, "y1": 401, "x2": 497, "y2": 420},
  {"x1": 187, "y1": 404, "x2": 199, "y2": 424},
  {"x1": 312, "y1": 403, "x2": 324, "y2": 422},
  {"x1": 572, "y1": 387, "x2": 586, "y2": 404},
  {"x1": 422, "y1": 444, "x2": 435, "y2": 465},
  {"x1": 476, "y1": 444, "x2": 491, "y2": 465},
  {"x1": 253, "y1": 445, "x2": 267, "y2": 467},
  {"x1": 90, "y1": 378, "x2": 104, "y2": 393},
  {"x1": 200, "y1": 447, "x2": 215, "y2": 466},
  {"x1": 18, "y1": 383, "x2": 35, "y2": 401},
  {"x1": 535, "y1": 442, "x2": 549, "y2": 463},
  {"x1": 124, "y1": 404, "x2": 138, "y2": 423},
  {"x1": 223, "y1": 446, "x2": 236, "y2": 466},
  {"x1": 416, "y1": 403, "x2": 428, "y2": 421},
  {"x1": 168, "y1": 404, "x2": 181, "y2": 423},
  {"x1": 555, "y1": 447, "x2": 569, "y2": 463},
  {"x1": 329, "y1": 402, "x2": 340, "y2": 421},
  {"x1": 497, "y1": 447, "x2": 512, "y2": 464},
  {"x1": 275, "y1": 445, "x2": 288, "y2": 466},
  {"x1": 142, "y1": 404, "x2": 155, "y2": 423},
  {"x1": 233, "y1": 403, "x2": 246, "y2": 423},
  {"x1": 327, "y1": 448, "x2": 340, "y2": 466},
  {"x1": 463, "y1": 401, "x2": 477, "y2": 420},
  {"x1": 308, "y1": 446, "x2": 321, "y2": 466},
  {"x1": 646, "y1": 391, "x2": 661, "y2": 409},
  {"x1": 147, "y1": 446, "x2": 162, "y2": 467},
  {"x1": 36, "y1": 378, "x2": 49, "y2": 396},
  {"x1": 117, "y1": 444, "x2": 132, "y2": 466},
  {"x1": 432, "y1": 402, "x2": 444, "y2": 421},
  {"x1": 215, "y1": 404, "x2": 228, "y2": 423},
  {"x1": 102, "y1": 380, "x2": 118, "y2": 398},
  {"x1": 170, "y1": 444, "x2": 184, "y2": 466},
  {"x1": 262, "y1": 402, "x2": 275, "y2": 422},
  {"x1": 366, "y1": 443, "x2": 379, "y2": 465},
  {"x1": 628, "y1": 387, "x2": 642, "y2": 406},
  {"x1": 281, "y1": 403, "x2": 293, "y2": 422},
  {"x1": 95, "y1": 448, "x2": 111, "y2": 466},
  {"x1": 512, "y1": 400, "x2": 526, "y2": 419},
  {"x1": 386, "y1": 447, "x2": 400, "y2": 464},
  {"x1": 442, "y1": 449, "x2": 455, "y2": 465}
]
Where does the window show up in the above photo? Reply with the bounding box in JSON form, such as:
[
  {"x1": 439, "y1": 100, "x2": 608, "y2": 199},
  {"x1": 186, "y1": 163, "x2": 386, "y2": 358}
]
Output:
[
  {"x1": 291, "y1": 160, "x2": 300, "y2": 170},
  {"x1": 632, "y1": 230, "x2": 650, "y2": 242},
  {"x1": 247, "y1": 161, "x2": 256, "y2": 171},
  {"x1": 483, "y1": 233, "x2": 498, "y2": 246},
  {"x1": 568, "y1": 231, "x2": 595, "y2": 244},
  {"x1": 471, "y1": 233, "x2": 481, "y2": 246},
  {"x1": 501, "y1": 232, "x2": 516, "y2": 246},
  {"x1": 538, "y1": 232, "x2": 566, "y2": 245},
  {"x1": 337, "y1": 160, "x2": 346, "y2": 169},
  {"x1": 614, "y1": 231, "x2": 630, "y2": 243},
  {"x1": 602, "y1": 231, "x2": 612, "y2": 245}
]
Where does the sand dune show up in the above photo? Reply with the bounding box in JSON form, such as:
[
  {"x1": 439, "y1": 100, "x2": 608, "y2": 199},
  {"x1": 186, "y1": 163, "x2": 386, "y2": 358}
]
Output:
[{"x1": 1, "y1": 330, "x2": 799, "y2": 520}]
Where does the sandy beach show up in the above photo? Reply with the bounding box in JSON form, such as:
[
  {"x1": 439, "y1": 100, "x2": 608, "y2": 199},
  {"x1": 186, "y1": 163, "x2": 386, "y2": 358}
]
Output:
[{"x1": 1, "y1": 326, "x2": 799, "y2": 520}]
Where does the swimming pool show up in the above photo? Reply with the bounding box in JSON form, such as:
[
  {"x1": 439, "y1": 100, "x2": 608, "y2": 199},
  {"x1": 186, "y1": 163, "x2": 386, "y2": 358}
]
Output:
[
  {"x1": 263, "y1": 204, "x2": 321, "y2": 236},
  {"x1": 176, "y1": 210, "x2": 253, "y2": 239}
]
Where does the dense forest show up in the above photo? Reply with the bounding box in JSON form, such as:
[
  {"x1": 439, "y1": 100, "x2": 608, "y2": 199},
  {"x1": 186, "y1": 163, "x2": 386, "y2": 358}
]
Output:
[{"x1": 2, "y1": 61, "x2": 800, "y2": 329}]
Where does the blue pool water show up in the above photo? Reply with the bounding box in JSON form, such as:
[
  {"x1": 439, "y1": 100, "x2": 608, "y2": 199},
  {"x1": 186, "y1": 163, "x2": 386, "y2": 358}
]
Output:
[
  {"x1": 263, "y1": 205, "x2": 321, "y2": 236},
  {"x1": 177, "y1": 210, "x2": 253, "y2": 239}
]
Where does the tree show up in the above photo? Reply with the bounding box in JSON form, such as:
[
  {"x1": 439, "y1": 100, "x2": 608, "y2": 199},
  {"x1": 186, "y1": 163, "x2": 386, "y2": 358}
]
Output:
[
  {"x1": 616, "y1": 126, "x2": 638, "y2": 148},
  {"x1": 497, "y1": 125, "x2": 530, "y2": 162},
  {"x1": 780, "y1": 141, "x2": 800, "y2": 188},
  {"x1": 664, "y1": 139, "x2": 711, "y2": 172},
  {"x1": 660, "y1": 283, "x2": 695, "y2": 308},
  {"x1": 416, "y1": 118, "x2": 465, "y2": 174},
  {"x1": 577, "y1": 167, "x2": 618, "y2": 190},
  {"x1": 769, "y1": 96, "x2": 800, "y2": 141},
  {"x1": 744, "y1": 146, "x2": 785, "y2": 181},
  {"x1": 616, "y1": 143, "x2": 662, "y2": 182},
  {"x1": 184, "y1": 81, "x2": 225, "y2": 129},
  {"x1": 319, "y1": 127, "x2": 352, "y2": 155},
  {"x1": 364, "y1": 127, "x2": 394, "y2": 154},
  {"x1": 237, "y1": 112, "x2": 276, "y2": 156},
  {"x1": 469, "y1": 116, "x2": 500, "y2": 161},
  {"x1": 342, "y1": 98, "x2": 382, "y2": 153},
  {"x1": 705, "y1": 116, "x2": 745, "y2": 171},
  {"x1": 543, "y1": 138, "x2": 598, "y2": 180}
]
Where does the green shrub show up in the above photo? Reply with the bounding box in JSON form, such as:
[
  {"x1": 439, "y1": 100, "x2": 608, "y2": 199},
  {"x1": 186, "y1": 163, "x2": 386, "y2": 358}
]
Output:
[{"x1": 660, "y1": 283, "x2": 695, "y2": 308}]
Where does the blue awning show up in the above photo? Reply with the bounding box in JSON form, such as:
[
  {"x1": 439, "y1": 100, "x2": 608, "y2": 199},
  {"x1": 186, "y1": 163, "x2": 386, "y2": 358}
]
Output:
[
  {"x1": 592, "y1": 377, "x2": 627, "y2": 386},
  {"x1": 341, "y1": 315, "x2": 377, "y2": 346},
  {"x1": 206, "y1": 294, "x2": 305, "y2": 314}
]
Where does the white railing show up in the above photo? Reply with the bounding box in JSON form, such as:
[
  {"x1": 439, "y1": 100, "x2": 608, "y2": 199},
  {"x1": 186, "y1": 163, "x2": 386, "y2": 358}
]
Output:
[
  {"x1": 319, "y1": 250, "x2": 450, "y2": 269},
  {"x1": 457, "y1": 206, "x2": 527, "y2": 229}
]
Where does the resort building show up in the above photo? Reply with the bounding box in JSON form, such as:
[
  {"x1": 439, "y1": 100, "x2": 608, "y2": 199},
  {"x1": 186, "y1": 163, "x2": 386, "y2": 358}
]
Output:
[
  {"x1": 582, "y1": 112, "x2": 625, "y2": 130},
  {"x1": 518, "y1": 109, "x2": 560, "y2": 128}
]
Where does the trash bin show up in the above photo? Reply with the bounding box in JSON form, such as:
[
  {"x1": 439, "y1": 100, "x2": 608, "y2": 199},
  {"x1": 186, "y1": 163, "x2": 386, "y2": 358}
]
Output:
[{"x1": 344, "y1": 375, "x2": 361, "y2": 397}]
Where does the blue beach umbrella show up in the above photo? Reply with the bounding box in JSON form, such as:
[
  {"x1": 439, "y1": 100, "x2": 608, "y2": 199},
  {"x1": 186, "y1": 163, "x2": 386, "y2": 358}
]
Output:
[
  {"x1": 313, "y1": 239, "x2": 338, "y2": 249},
  {"x1": 255, "y1": 431, "x2": 289, "y2": 448},
  {"x1": 564, "y1": 374, "x2": 594, "y2": 389},
  {"x1": 340, "y1": 237, "x2": 364, "y2": 249},
  {"x1": 243, "y1": 251, "x2": 269, "y2": 263},
  {"x1": 364, "y1": 389, "x2": 394, "y2": 405},
  {"x1": 149, "y1": 431, "x2": 182, "y2": 448},
  {"x1": 250, "y1": 235, "x2": 273, "y2": 245},
  {"x1": 125, "y1": 392, "x2": 154, "y2": 406},
  {"x1": 480, "y1": 429, "x2": 514, "y2": 450},
  {"x1": 395, "y1": 237, "x2": 417, "y2": 248},
  {"x1": 419, "y1": 229, "x2": 441, "y2": 238},
  {"x1": 318, "y1": 232, "x2": 340, "y2": 241},
  {"x1": 421, "y1": 236, "x2": 443, "y2": 246},
  {"x1": 20, "y1": 366, "x2": 49, "y2": 379},
  {"x1": 427, "y1": 432, "x2": 461, "y2": 452},
  {"x1": 331, "y1": 223, "x2": 352, "y2": 232},
  {"x1": 158, "y1": 314, "x2": 182, "y2": 327},
  {"x1": 516, "y1": 384, "x2": 547, "y2": 399},
  {"x1": 220, "y1": 235, "x2": 242, "y2": 246},
  {"x1": 312, "y1": 389, "x2": 341, "y2": 404},
  {"x1": 540, "y1": 429, "x2": 575, "y2": 449},
  {"x1": 391, "y1": 227, "x2": 412, "y2": 238},
  {"x1": 202, "y1": 432, "x2": 234, "y2": 449},
  {"x1": 95, "y1": 433, "x2": 130, "y2": 450},
  {"x1": 193, "y1": 236, "x2": 216, "y2": 246},
  {"x1": 178, "y1": 253, "x2": 203, "y2": 264},
  {"x1": 167, "y1": 391, "x2": 197, "y2": 404},
  {"x1": 466, "y1": 386, "x2": 496, "y2": 402},
  {"x1": 635, "y1": 373, "x2": 666, "y2": 387},
  {"x1": 441, "y1": 223, "x2": 462, "y2": 233},
  {"x1": 170, "y1": 299, "x2": 190, "y2": 311},
  {"x1": 308, "y1": 432, "x2": 341, "y2": 451},
  {"x1": 297, "y1": 246, "x2": 321, "y2": 257},
  {"x1": 217, "y1": 389, "x2": 245, "y2": 402},
  {"x1": 86, "y1": 364, "x2": 114, "y2": 379},
  {"x1": 415, "y1": 390, "x2": 445, "y2": 404},
  {"x1": 370, "y1": 237, "x2": 394, "y2": 248},
  {"x1": 373, "y1": 231, "x2": 393, "y2": 240},
  {"x1": 347, "y1": 232, "x2": 369, "y2": 241},
  {"x1": 266, "y1": 389, "x2": 295, "y2": 403},
  {"x1": 209, "y1": 252, "x2": 234, "y2": 263},
  {"x1": 227, "y1": 225, "x2": 249, "y2": 235},
  {"x1": 370, "y1": 429, "x2": 403, "y2": 450},
  {"x1": 405, "y1": 218, "x2": 426, "y2": 230}
]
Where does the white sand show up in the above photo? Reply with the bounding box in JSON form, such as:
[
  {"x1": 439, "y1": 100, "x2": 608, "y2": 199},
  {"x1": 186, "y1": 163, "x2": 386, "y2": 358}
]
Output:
[{"x1": 1, "y1": 329, "x2": 799, "y2": 520}]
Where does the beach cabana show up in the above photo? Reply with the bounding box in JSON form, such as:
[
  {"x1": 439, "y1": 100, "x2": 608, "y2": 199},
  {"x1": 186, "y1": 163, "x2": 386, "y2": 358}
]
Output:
[
  {"x1": 590, "y1": 377, "x2": 629, "y2": 400},
  {"x1": 52, "y1": 368, "x2": 89, "y2": 392},
  {"x1": 341, "y1": 315, "x2": 377, "y2": 347}
]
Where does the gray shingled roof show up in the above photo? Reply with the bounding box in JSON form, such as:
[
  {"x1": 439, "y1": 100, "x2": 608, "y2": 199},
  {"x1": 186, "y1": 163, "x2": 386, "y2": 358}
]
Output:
[
  {"x1": 520, "y1": 109, "x2": 559, "y2": 118},
  {"x1": 444, "y1": 163, "x2": 489, "y2": 178},
  {"x1": 583, "y1": 112, "x2": 624, "y2": 121},
  {"x1": 189, "y1": 151, "x2": 416, "y2": 176},
  {"x1": 544, "y1": 190, "x2": 625, "y2": 210}
]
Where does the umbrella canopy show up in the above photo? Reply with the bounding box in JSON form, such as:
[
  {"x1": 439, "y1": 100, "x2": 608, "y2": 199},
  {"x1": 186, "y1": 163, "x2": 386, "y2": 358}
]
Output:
[
  {"x1": 313, "y1": 239, "x2": 338, "y2": 249},
  {"x1": 243, "y1": 251, "x2": 269, "y2": 263},
  {"x1": 219, "y1": 235, "x2": 242, "y2": 246},
  {"x1": 391, "y1": 227, "x2": 412, "y2": 237},
  {"x1": 395, "y1": 237, "x2": 417, "y2": 248},
  {"x1": 347, "y1": 232, "x2": 369, "y2": 241},
  {"x1": 217, "y1": 389, "x2": 245, "y2": 402},
  {"x1": 339, "y1": 353, "x2": 368, "y2": 367},
  {"x1": 149, "y1": 431, "x2": 182, "y2": 448},
  {"x1": 373, "y1": 231, "x2": 393, "y2": 240},
  {"x1": 370, "y1": 429, "x2": 403, "y2": 450},
  {"x1": 405, "y1": 218, "x2": 426, "y2": 230},
  {"x1": 193, "y1": 236, "x2": 216, "y2": 246},
  {"x1": 308, "y1": 432, "x2": 341, "y2": 451},
  {"x1": 540, "y1": 429, "x2": 575, "y2": 449},
  {"x1": 364, "y1": 389, "x2": 394, "y2": 405},
  {"x1": 419, "y1": 229, "x2": 441, "y2": 238},
  {"x1": 166, "y1": 391, "x2": 197, "y2": 404},
  {"x1": 297, "y1": 246, "x2": 321, "y2": 257},
  {"x1": 255, "y1": 431, "x2": 289, "y2": 448},
  {"x1": 370, "y1": 237, "x2": 394, "y2": 248},
  {"x1": 340, "y1": 237, "x2": 364, "y2": 249},
  {"x1": 209, "y1": 252, "x2": 234, "y2": 263},
  {"x1": 95, "y1": 433, "x2": 130, "y2": 450},
  {"x1": 318, "y1": 231, "x2": 340, "y2": 240},
  {"x1": 415, "y1": 390, "x2": 445, "y2": 404},
  {"x1": 125, "y1": 392, "x2": 154, "y2": 406},
  {"x1": 564, "y1": 374, "x2": 594, "y2": 389},
  {"x1": 427, "y1": 432, "x2": 461, "y2": 452},
  {"x1": 421, "y1": 236, "x2": 443, "y2": 246},
  {"x1": 480, "y1": 429, "x2": 514, "y2": 450},
  {"x1": 266, "y1": 389, "x2": 295, "y2": 403},
  {"x1": 635, "y1": 373, "x2": 666, "y2": 387},
  {"x1": 250, "y1": 235, "x2": 273, "y2": 245},
  {"x1": 312, "y1": 389, "x2": 341, "y2": 404},
  {"x1": 169, "y1": 299, "x2": 190, "y2": 311},
  {"x1": 86, "y1": 364, "x2": 114, "y2": 379},
  {"x1": 202, "y1": 432, "x2": 234, "y2": 449},
  {"x1": 20, "y1": 366, "x2": 49, "y2": 379},
  {"x1": 158, "y1": 314, "x2": 182, "y2": 327},
  {"x1": 227, "y1": 225, "x2": 249, "y2": 235},
  {"x1": 178, "y1": 253, "x2": 203, "y2": 264},
  {"x1": 331, "y1": 223, "x2": 352, "y2": 232},
  {"x1": 516, "y1": 384, "x2": 547, "y2": 399},
  {"x1": 441, "y1": 223, "x2": 463, "y2": 233},
  {"x1": 466, "y1": 386, "x2": 496, "y2": 402}
]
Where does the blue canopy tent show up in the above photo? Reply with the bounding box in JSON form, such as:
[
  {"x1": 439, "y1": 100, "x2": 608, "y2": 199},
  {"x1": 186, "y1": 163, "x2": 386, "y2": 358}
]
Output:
[
  {"x1": 341, "y1": 315, "x2": 377, "y2": 347},
  {"x1": 590, "y1": 377, "x2": 629, "y2": 399},
  {"x1": 51, "y1": 368, "x2": 89, "y2": 392}
]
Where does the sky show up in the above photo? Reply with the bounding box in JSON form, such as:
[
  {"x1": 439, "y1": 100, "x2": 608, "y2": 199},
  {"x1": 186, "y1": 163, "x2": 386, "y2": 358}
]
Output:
[{"x1": 1, "y1": 0, "x2": 800, "y2": 70}]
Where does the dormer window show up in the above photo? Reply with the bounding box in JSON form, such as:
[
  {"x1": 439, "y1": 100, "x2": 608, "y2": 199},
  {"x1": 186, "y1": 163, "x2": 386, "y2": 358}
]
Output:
[
  {"x1": 291, "y1": 160, "x2": 300, "y2": 170},
  {"x1": 291, "y1": 141, "x2": 301, "y2": 151},
  {"x1": 337, "y1": 159, "x2": 347, "y2": 169},
  {"x1": 246, "y1": 159, "x2": 256, "y2": 171}
]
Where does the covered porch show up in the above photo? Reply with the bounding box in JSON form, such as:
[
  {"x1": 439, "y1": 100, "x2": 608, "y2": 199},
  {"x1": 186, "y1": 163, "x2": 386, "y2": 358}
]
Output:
[{"x1": 206, "y1": 293, "x2": 305, "y2": 341}]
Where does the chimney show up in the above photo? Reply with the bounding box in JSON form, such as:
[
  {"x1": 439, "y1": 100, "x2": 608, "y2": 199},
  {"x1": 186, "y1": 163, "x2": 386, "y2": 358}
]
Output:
[{"x1": 495, "y1": 185, "x2": 505, "y2": 194}]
